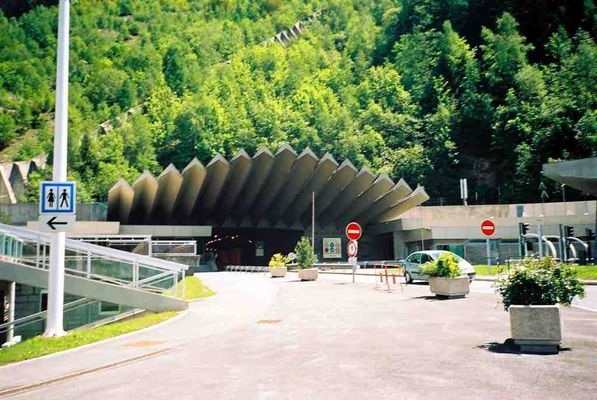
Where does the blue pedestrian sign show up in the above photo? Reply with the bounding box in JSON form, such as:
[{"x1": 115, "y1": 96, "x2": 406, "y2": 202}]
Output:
[{"x1": 40, "y1": 181, "x2": 76, "y2": 214}]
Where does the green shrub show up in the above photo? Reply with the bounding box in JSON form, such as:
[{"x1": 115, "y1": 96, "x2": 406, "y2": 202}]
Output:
[
  {"x1": 421, "y1": 253, "x2": 461, "y2": 278},
  {"x1": 294, "y1": 237, "x2": 316, "y2": 270},
  {"x1": 496, "y1": 257, "x2": 585, "y2": 310},
  {"x1": 269, "y1": 253, "x2": 289, "y2": 268}
]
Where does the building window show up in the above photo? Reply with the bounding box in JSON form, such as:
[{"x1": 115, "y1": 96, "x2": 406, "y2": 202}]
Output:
[{"x1": 99, "y1": 302, "x2": 120, "y2": 315}]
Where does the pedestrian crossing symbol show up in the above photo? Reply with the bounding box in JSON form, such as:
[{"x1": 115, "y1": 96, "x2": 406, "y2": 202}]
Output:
[{"x1": 40, "y1": 181, "x2": 76, "y2": 214}]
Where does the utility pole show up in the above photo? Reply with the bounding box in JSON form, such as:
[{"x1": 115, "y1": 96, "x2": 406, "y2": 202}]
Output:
[
  {"x1": 561, "y1": 184, "x2": 567, "y2": 215},
  {"x1": 418, "y1": 205, "x2": 427, "y2": 251},
  {"x1": 558, "y1": 224, "x2": 566, "y2": 262},
  {"x1": 311, "y1": 191, "x2": 315, "y2": 255},
  {"x1": 537, "y1": 218, "x2": 543, "y2": 259},
  {"x1": 44, "y1": 0, "x2": 70, "y2": 337}
]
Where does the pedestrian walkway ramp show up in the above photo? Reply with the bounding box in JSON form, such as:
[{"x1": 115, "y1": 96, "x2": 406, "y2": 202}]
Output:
[{"x1": 0, "y1": 223, "x2": 188, "y2": 312}]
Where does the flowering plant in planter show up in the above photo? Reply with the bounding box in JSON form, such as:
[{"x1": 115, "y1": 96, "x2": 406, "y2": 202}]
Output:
[
  {"x1": 421, "y1": 253, "x2": 469, "y2": 297},
  {"x1": 496, "y1": 257, "x2": 584, "y2": 310},
  {"x1": 496, "y1": 257, "x2": 585, "y2": 354},
  {"x1": 269, "y1": 253, "x2": 290, "y2": 268},
  {"x1": 421, "y1": 253, "x2": 461, "y2": 278},
  {"x1": 294, "y1": 237, "x2": 318, "y2": 281},
  {"x1": 268, "y1": 253, "x2": 290, "y2": 278}
]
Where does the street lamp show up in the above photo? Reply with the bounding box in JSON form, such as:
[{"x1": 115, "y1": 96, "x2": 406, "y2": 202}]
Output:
[{"x1": 44, "y1": 0, "x2": 70, "y2": 337}]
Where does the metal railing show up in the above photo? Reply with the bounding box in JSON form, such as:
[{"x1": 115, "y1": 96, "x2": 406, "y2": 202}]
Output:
[
  {"x1": 150, "y1": 240, "x2": 197, "y2": 256},
  {"x1": 0, "y1": 298, "x2": 98, "y2": 336},
  {"x1": 226, "y1": 266, "x2": 269, "y2": 273},
  {"x1": 0, "y1": 224, "x2": 188, "y2": 297}
]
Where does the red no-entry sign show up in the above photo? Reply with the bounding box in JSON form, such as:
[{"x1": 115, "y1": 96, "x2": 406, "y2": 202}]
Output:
[
  {"x1": 481, "y1": 219, "x2": 496, "y2": 236},
  {"x1": 345, "y1": 222, "x2": 362, "y2": 241}
]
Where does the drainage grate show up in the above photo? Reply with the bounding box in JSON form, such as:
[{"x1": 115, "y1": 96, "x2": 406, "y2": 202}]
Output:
[{"x1": 257, "y1": 319, "x2": 282, "y2": 324}]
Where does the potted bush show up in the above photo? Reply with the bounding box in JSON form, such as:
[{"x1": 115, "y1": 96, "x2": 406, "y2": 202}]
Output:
[
  {"x1": 294, "y1": 237, "x2": 318, "y2": 281},
  {"x1": 421, "y1": 253, "x2": 469, "y2": 298},
  {"x1": 496, "y1": 257, "x2": 585, "y2": 354},
  {"x1": 269, "y1": 253, "x2": 289, "y2": 278}
]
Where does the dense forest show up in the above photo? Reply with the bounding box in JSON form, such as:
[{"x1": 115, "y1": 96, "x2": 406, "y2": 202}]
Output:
[{"x1": 0, "y1": 0, "x2": 595, "y2": 204}]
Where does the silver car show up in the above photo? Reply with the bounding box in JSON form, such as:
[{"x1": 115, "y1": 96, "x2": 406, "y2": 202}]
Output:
[{"x1": 403, "y1": 250, "x2": 476, "y2": 283}]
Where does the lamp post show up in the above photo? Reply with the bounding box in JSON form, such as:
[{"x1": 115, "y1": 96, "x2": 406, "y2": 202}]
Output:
[{"x1": 44, "y1": 0, "x2": 70, "y2": 337}]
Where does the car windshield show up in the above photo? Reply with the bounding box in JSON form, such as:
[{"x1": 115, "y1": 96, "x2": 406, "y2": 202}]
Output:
[{"x1": 428, "y1": 251, "x2": 465, "y2": 262}]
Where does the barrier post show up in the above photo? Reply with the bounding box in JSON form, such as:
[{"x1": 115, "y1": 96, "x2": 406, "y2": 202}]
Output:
[{"x1": 384, "y1": 265, "x2": 390, "y2": 292}]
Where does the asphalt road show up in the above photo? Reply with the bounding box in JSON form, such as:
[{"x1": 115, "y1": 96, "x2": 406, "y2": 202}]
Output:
[
  {"x1": 4, "y1": 272, "x2": 597, "y2": 400},
  {"x1": 573, "y1": 285, "x2": 597, "y2": 311}
]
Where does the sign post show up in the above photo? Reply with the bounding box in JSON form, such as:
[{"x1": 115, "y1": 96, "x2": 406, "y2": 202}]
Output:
[
  {"x1": 346, "y1": 222, "x2": 362, "y2": 283},
  {"x1": 347, "y1": 240, "x2": 358, "y2": 283},
  {"x1": 481, "y1": 219, "x2": 495, "y2": 267},
  {"x1": 460, "y1": 178, "x2": 468, "y2": 206},
  {"x1": 44, "y1": 0, "x2": 71, "y2": 338}
]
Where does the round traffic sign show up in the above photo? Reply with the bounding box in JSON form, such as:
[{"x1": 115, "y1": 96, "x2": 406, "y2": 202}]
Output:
[
  {"x1": 481, "y1": 219, "x2": 496, "y2": 236},
  {"x1": 347, "y1": 240, "x2": 358, "y2": 258},
  {"x1": 345, "y1": 222, "x2": 362, "y2": 241}
]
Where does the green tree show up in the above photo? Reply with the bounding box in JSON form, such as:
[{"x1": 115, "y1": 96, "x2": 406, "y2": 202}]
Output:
[
  {"x1": 481, "y1": 12, "x2": 533, "y2": 99},
  {"x1": 294, "y1": 236, "x2": 316, "y2": 269},
  {"x1": 163, "y1": 46, "x2": 186, "y2": 97},
  {"x1": 0, "y1": 112, "x2": 16, "y2": 149}
]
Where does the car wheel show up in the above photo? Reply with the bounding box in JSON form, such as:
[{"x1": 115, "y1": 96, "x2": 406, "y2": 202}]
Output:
[{"x1": 404, "y1": 271, "x2": 413, "y2": 284}]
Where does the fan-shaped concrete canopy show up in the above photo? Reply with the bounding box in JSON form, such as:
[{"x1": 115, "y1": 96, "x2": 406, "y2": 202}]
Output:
[
  {"x1": 107, "y1": 146, "x2": 429, "y2": 228},
  {"x1": 543, "y1": 158, "x2": 597, "y2": 196}
]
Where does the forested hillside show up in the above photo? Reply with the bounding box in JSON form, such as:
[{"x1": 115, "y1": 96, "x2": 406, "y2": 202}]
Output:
[{"x1": 0, "y1": 0, "x2": 595, "y2": 204}]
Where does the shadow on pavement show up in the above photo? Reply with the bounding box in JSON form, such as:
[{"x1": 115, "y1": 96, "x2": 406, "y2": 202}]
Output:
[
  {"x1": 477, "y1": 339, "x2": 572, "y2": 355},
  {"x1": 411, "y1": 295, "x2": 467, "y2": 301},
  {"x1": 477, "y1": 339, "x2": 521, "y2": 354}
]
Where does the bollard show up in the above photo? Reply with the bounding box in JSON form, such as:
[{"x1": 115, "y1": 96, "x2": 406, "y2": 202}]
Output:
[
  {"x1": 392, "y1": 274, "x2": 396, "y2": 284},
  {"x1": 384, "y1": 266, "x2": 390, "y2": 292}
]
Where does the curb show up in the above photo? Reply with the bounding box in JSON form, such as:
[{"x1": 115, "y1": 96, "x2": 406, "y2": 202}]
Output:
[{"x1": 0, "y1": 348, "x2": 172, "y2": 398}]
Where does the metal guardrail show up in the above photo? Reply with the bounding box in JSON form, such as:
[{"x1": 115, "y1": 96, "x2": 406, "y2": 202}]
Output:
[
  {"x1": 71, "y1": 235, "x2": 197, "y2": 257},
  {"x1": 226, "y1": 266, "x2": 269, "y2": 273},
  {"x1": 0, "y1": 297, "x2": 98, "y2": 335},
  {"x1": 151, "y1": 240, "x2": 197, "y2": 256}
]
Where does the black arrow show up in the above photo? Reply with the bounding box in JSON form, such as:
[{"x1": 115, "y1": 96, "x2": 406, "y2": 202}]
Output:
[{"x1": 47, "y1": 216, "x2": 68, "y2": 230}]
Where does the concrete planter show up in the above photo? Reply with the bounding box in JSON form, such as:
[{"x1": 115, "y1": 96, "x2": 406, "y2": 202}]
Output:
[
  {"x1": 429, "y1": 276, "x2": 469, "y2": 298},
  {"x1": 270, "y1": 267, "x2": 287, "y2": 278},
  {"x1": 298, "y1": 268, "x2": 318, "y2": 281},
  {"x1": 509, "y1": 304, "x2": 562, "y2": 354}
]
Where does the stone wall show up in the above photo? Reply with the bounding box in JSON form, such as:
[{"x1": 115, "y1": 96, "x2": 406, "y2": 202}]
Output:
[{"x1": 0, "y1": 203, "x2": 108, "y2": 225}]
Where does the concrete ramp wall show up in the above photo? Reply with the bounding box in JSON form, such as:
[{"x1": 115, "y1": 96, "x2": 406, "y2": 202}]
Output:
[{"x1": 0, "y1": 261, "x2": 188, "y2": 312}]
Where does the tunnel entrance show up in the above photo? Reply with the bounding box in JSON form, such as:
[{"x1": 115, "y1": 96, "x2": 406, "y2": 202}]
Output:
[{"x1": 203, "y1": 228, "x2": 304, "y2": 269}]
